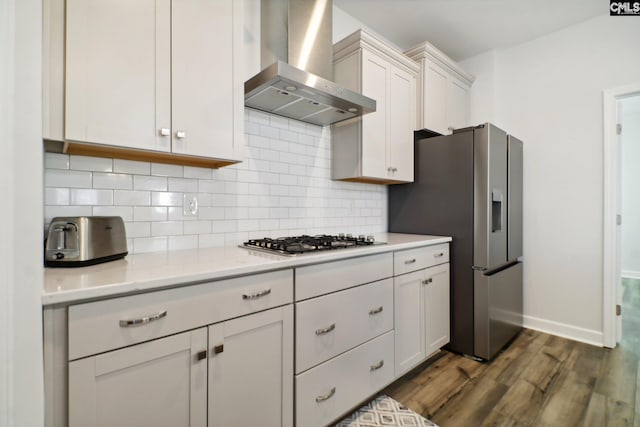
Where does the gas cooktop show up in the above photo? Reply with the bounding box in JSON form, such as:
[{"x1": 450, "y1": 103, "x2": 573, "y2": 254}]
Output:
[{"x1": 241, "y1": 234, "x2": 382, "y2": 256}]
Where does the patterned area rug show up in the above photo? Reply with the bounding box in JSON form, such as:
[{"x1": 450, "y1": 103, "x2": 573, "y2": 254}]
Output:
[{"x1": 334, "y1": 394, "x2": 439, "y2": 427}]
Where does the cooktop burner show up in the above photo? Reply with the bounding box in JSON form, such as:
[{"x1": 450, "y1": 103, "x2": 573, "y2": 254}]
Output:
[{"x1": 241, "y1": 234, "x2": 380, "y2": 256}]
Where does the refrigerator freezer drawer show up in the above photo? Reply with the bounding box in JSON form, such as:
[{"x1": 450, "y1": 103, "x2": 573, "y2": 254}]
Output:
[{"x1": 474, "y1": 262, "x2": 523, "y2": 360}]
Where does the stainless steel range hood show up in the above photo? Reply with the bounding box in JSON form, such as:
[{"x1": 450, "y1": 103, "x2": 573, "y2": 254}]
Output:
[{"x1": 244, "y1": 0, "x2": 376, "y2": 126}]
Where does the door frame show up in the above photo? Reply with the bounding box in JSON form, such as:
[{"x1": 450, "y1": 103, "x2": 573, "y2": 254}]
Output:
[{"x1": 602, "y1": 82, "x2": 640, "y2": 348}]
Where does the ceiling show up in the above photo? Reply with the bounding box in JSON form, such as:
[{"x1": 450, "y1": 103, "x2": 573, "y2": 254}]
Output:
[{"x1": 333, "y1": 0, "x2": 607, "y2": 61}]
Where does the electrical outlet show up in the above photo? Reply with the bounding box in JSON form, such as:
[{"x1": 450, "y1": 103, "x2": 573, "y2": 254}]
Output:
[{"x1": 183, "y1": 194, "x2": 199, "y2": 216}]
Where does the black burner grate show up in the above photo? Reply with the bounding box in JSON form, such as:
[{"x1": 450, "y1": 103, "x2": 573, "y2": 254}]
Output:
[{"x1": 242, "y1": 234, "x2": 376, "y2": 255}]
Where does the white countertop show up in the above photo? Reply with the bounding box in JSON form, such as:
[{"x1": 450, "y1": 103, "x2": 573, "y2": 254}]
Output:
[{"x1": 43, "y1": 233, "x2": 451, "y2": 306}]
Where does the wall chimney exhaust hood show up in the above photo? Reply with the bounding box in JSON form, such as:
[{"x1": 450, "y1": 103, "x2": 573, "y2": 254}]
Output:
[{"x1": 244, "y1": 0, "x2": 376, "y2": 126}]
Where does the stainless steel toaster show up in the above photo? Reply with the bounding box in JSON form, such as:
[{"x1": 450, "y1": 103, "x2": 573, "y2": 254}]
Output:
[{"x1": 45, "y1": 216, "x2": 128, "y2": 267}]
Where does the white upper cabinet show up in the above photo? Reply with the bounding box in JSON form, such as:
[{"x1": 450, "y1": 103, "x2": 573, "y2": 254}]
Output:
[
  {"x1": 52, "y1": 0, "x2": 243, "y2": 167},
  {"x1": 405, "y1": 41, "x2": 474, "y2": 136},
  {"x1": 332, "y1": 30, "x2": 418, "y2": 184}
]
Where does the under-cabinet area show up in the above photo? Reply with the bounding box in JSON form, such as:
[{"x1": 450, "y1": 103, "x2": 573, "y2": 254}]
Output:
[{"x1": 42, "y1": 234, "x2": 450, "y2": 427}]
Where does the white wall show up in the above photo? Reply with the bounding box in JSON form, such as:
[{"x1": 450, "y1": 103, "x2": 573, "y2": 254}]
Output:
[
  {"x1": 0, "y1": 0, "x2": 44, "y2": 425},
  {"x1": 461, "y1": 14, "x2": 640, "y2": 344},
  {"x1": 44, "y1": 110, "x2": 388, "y2": 254},
  {"x1": 620, "y1": 96, "x2": 640, "y2": 279}
]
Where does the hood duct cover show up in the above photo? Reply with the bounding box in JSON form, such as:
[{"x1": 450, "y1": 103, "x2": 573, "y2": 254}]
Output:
[{"x1": 244, "y1": 0, "x2": 376, "y2": 126}]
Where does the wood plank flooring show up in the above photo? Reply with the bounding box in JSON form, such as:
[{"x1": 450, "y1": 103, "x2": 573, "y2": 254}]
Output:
[{"x1": 385, "y1": 279, "x2": 640, "y2": 427}]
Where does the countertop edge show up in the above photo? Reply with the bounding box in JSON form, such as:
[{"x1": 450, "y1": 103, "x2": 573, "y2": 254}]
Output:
[{"x1": 43, "y1": 233, "x2": 451, "y2": 306}]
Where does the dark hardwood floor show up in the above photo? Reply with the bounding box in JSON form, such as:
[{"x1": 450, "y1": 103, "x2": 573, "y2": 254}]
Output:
[{"x1": 385, "y1": 279, "x2": 640, "y2": 427}]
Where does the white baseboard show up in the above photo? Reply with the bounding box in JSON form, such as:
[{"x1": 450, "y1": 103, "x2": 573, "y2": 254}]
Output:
[
  {"x1": 523, "y1": 315, "x2": 603, "y2": 347},
  {"x1": 622, "y1": 270, "x2": 640, "y2": 280}
]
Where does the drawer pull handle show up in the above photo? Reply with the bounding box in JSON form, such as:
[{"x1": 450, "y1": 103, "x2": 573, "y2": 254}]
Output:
[
  {"x1": 434, "y1": 252, "x2": 444, "y2": 258},
  {"x1": 315, "y1": 323, "x2": 336, "y2": 335},
  {"x1": 213, "y1": 344, "x2": 224, "y2": 355},
  {"x1": 370, "y1": 360, "x2": 384, "y2": 371},
  {"x1": 404, "y1": 258, "x2": 416, "y2": 264},
  {"x1": 242, "y1": 288, "x2": 271, "y2": 300},
  {"x1": 421, "y1": 278, "x2": 433, "y2": 285},
  {"x1": 119, "y1": 310, "x2": 167, "y2": 327},
  {"x1": 315, "y1": 387, "x2": 336, "y2": 402},
  {"x1": 369, "y1": 306, "x2": 384, "y2": 315},
  {"x1": 196, "y1": 350, "x2": 208, "y2": 361}
]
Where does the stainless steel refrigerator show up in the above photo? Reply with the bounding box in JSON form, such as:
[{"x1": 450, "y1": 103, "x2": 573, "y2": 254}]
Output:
[{"x1": 388, "y1": 123, "x2": 523, "y2": 360}]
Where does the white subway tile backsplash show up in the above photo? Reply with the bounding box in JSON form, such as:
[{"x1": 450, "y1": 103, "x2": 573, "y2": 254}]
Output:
[
  {"x1": 70, "y1": 189, "x2": 113, "y2": 205},
  {"x1": 134, "y1": 206, "x2": 168, "y2": 222},
  {"x1": 45, "y1": 188, "x2": 69, "y2": 205},
  {"x1": 70, "y1": 155, "x2": 113, "y2": 172},
  {"x1": 115, "y1": 190, "x2": 151, "y2": 206},
  {"x1": 199, "y1": 207, "x2": 225, "y2": 220},
  {"x1": 184, "y1": 221, "x2": 212, "y2": 235},
  {"x1": 44, "y1": 113, "x2": 387, "y2": 254},
  {"x1": 270, "y1": 115, "x2": 289, "y2": 130},
  {"x1": 45, "y1": 170, "x2": 92, "y2": 188},
  {"x1": 168, "y1": 177, "x2": 198, "y2": 193},
  {"x1": 212, "y1": 220, "x2": 237, "y2": 233},
  {"x1": 134, "y1": 175, "x2": 167, "y2": 191},
  {"x1": 151, "y1": 221, "x2": 183, "y2": 237},
  {"x1": 125, "y1": 221, "x2": 151, "y2": 238},
  {"x1": 45, "y1": 205, "x2": 92, "y2": 221},
  {"x1": 152, "y1": 192, "x2": 183, "y2": 206},
  {"x1": 169, "y1": 235, "x2": 198, "y2": 251},
  {"x1": 198, "y1": 233, "x2": 225, "y2": 248},
  {"x1": 93, "y1": 173, "x2": 133, "y2": 190},
  {"x1": 134, "y1": 237, "x2": 167, "y2": 253},
  {"x1": 114, "y1": 159, "x2": 150, "y2": 175},
  {"x1": 183, "y1": 166, "x2": 212, "y2": 180},
  {"x1": 151, "y1": 163, "x2": 183, "y2": 177},
  {"x1": 45, "y1": 153, "x2": 70, "y2": 170},
  {"x1": 93, "y1": 206, "x2": 133, "y2": 221}
]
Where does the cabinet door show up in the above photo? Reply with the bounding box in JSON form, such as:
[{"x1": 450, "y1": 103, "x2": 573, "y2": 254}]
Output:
[
  {"x1": 388, "y1": 64, "x2": 415, "y2": 182},
  {"x1": 209, "y1": 306, "x2": 293, "y2": 427},
  {"x1": 65, "y1": 0, "x2": 171, "y2": 152},
  {"x1": 447, "y1": 77, "x2": 470, "y2": 133},
  {"x1": 422, "y1": 60, "x2": 448, "y2": 135},
  {"x1": 360, "y1": 49, "x2": 388, "y2": 179},
  {"x1": 424, "y1": 263, "x2": 451, "y2": 357},
  {"x1": 394, "y1": 270, "x2": 425, "y2": 376},
  {"x1": 68, "y1": 328, "x2": 207, "y2": 427},
  {"x1": 171, "y1": 0, "x2": 243, "y2": 160}
]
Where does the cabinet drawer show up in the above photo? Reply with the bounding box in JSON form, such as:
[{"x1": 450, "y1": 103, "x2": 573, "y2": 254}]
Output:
[
  {"x1": 296, "y1": 279, "x2": 393, "y2": 374},
  {"x1": 296, "y1": 331, "x2": 394, "y2": 427},
  {"x1": 68, "y1": 269, "x2": 293, "y2": 360},
  {"x1": 295, "y1": 253, "x2": 393, "y2": 301},
  {"x1": 394, "y1": 243, "x2": 449, "y2": 275}
]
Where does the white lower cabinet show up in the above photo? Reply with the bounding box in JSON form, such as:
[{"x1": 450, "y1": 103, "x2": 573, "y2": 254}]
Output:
[
  {"x1": 69, "y1": 328, "x2": 208, "y2": 427},
  {"x1": 69, "y1": 306, "x2": 293, "y2": 427},
  {"x1": 296, "y1": 331, "x2": 395, "y2": 427},
  {"x1": 208, "y1": 306, "x2": 293, "y2": 427},
  {"x1": 54, "y1": 244, "x2": 451, "y2": 427},
  {"x1": 394, "y1": 262, "x2": 450, "y2": 376}
]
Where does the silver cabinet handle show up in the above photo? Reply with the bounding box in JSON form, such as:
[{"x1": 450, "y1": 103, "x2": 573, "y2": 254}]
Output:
[
  {"x1": 315, "y1": 323, "x2": 336, "y2": 335},
  {"x1": 176, "y1": 130, "x2": 187, "y2": 139},
  {"x1": 242, "y1": 288, "x2": 271, "y2": 300},
  {"x1": 119, "y1": 310, "x2": 167, "y2": 327},
  {"x1": 315, "y1": 387, "x2": 336, "y2": 402},
  {"x1": 434, "y1": 252, "x2": 445, "y2": 258},
  {"x1": 370, "y1": 360, "x2": 384, "y2": 371},
  {"x1": 421, "y1": 278, "x2": 433, "y2": 285},
  {"x1": 404, "y1": 258, "x2": 416, "y2": 264},
  {"x1": 159, "y1": 128, "x2": 170, "y2": 136},
  {"x1": 369, "y1": 306, "x2": 383, "y2": 315}
]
